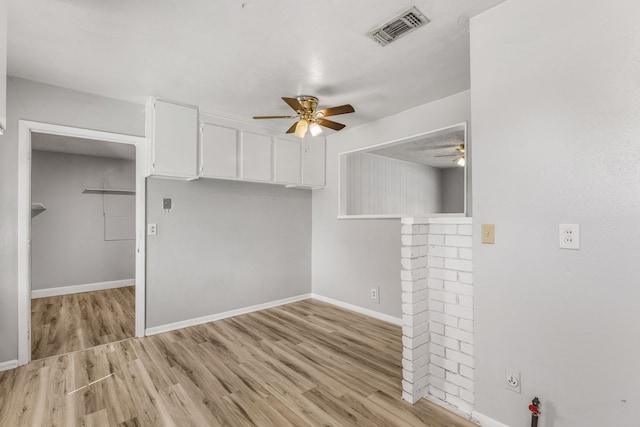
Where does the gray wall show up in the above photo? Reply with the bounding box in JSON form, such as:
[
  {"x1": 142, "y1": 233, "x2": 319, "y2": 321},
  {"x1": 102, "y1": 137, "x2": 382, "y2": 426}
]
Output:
[
  {"x1": 313, "y1": 91, "x2": 470, "y2": 319},
  {"x1": 345, "y1": 152, "x2": 442, "y2": 216},
  {"x1": 31, "y1": 151, "x2": 135, "y2": 291},
  {"x1": 440, "y1": 167, "x2": 464, "y2": 213},
  {"x1": 146, "y1": 178, "x2": 311, "y2": 328},
  {"x1": 0, "y1": 78, "x2": 145, "y2": 363},
  {"x1": 471, "y1": 0, "x2": 640, "y2": 425}
]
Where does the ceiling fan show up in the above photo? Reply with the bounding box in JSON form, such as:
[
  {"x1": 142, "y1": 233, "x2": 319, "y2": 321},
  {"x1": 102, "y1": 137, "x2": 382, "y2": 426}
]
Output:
[
  {"x1": 434, "y1": 143, "x2": 465, "y2": 166},
  {"x1": 253, "y1": 96, "x2": 355, "y2": 138}
]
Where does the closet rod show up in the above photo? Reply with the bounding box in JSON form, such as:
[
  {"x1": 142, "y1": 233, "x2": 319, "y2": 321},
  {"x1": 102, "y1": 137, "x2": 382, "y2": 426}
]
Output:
[{"x1": 82, "y1": 188, "x2": 136, "y2": 195}]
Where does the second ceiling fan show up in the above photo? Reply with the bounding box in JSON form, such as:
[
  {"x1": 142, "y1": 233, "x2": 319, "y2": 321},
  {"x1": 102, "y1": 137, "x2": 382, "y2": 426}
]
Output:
[
  {"x1": 253, "y1": 96, "x2": 355, "y2": 138},
  {"x1": 434, "y1": 144, "x2": 465, "y2": 166}
]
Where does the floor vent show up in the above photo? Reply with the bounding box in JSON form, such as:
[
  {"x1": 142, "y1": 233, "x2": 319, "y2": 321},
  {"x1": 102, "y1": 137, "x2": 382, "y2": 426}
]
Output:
[{"x1": 368, "y1": 7, "x2": 430, "y2": 47}]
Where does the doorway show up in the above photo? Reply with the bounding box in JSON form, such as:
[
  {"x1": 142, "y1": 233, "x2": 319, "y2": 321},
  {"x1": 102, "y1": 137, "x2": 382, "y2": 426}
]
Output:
[{"x1": 17, "y1": 121, "x2": 147, "y2": 365}]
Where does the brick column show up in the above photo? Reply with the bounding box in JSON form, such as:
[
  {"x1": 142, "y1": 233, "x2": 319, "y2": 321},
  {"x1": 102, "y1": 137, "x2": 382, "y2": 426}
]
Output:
[
  {"x1": 400, "y1": 218, "x2": 430, "y2": 403},
  {"x1": 401, "y1": 217, "x2": 474, "y2": 416}
]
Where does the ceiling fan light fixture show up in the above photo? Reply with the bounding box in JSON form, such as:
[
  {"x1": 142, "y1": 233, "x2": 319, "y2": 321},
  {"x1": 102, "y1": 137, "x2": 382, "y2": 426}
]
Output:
[
  {"x1": 309, "y1": 122, "x2": 323, "y2": 137},
  {"x1": 456, "y1": 156, "x2": 466, "y2": 167},
  {"x1": 295, "y1": 119, "x2": 308, "y2": 138}
]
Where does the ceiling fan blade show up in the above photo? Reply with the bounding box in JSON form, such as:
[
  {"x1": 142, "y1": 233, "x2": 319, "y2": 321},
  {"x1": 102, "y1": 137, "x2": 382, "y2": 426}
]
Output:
[
  {"x1": 317, "y1": 104, "x2": 355, "y2": 117},
  {"x1": 434, "y1": 154, "x2": 457, "y2": 157},
  {"x1": 282, "y1": 97, "x2": 304, "y2": 112},
  {"x1": 316, "y1": 118, "x2": 346, "y2": 131},
  {"x1": 253, "y1": 115, "x2": 298, "y2": 119},
  {"x1": 285, "y1": 122, "x2": 298, "y2": 134}
]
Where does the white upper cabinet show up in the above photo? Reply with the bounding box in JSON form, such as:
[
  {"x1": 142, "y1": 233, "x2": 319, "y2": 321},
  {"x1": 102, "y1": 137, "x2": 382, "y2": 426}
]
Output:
[
  {"x1": 241, "y1": 132, "x2": 272, "y2": 182},
  {"x1": 147, "y1": 99, "x2": 198, "y2": 179},
  {"x1": 302, "y1": 137, "x2": 326, "y2": 187},
  {"x1": 0, "y1": 0, "x2": 7, "y2": 134},
  {"x1": 274, "y1": 138, "x2": 301, "y2": 185},
  {"x1": 200, "y1": 123, "x2": 237, "y2": 179},
  {"x1": 145, "y1": 104, "x2": 325, "y2": 188}
]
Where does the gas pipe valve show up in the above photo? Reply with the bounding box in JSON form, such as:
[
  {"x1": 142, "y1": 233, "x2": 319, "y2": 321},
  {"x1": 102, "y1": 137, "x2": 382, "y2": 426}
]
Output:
[{"x1": 529, "y1": 397, "x2": 541, "y2": 415}]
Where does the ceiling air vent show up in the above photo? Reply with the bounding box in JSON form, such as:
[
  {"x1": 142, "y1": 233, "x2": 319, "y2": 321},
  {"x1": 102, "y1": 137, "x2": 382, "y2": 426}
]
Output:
[{"x1": 368, "y1": 7, "x2": 430, "y2": 47}]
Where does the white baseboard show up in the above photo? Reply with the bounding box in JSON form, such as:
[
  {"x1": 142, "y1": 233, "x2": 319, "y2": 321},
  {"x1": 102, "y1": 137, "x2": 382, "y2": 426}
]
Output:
[
  {"x1": 424, "y1": 394, "x2": 473, "y2": 419},
  {"x1": 0, "y1": 359, "x2": 19, "y2": 372},
  {"x1": 31, "y1": 279, "x2": 135, "y2": 299},
  {"x1": 145, "y1": 294, "x2": 312, "y2": 336},
  {"x1": 311, "y1": 293, "x2": 402, "y2": 326},
  {"x1": 472, "y1": 410, "x2": 511, "y2": 427}
]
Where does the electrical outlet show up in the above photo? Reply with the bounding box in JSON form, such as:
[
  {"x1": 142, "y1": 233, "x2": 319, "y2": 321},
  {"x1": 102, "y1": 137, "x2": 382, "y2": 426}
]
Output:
[
  {"x1": 148, "y1": 223, "x2": 157, "y2": 236},
  {"x1": 371, "y1": 287, "x2": 380, "y2": 303},
  {"x1": 505, "y1": 369, "x2": 521, "y2": 393},
  {"x1": 559, "y1": 224, "x2": 580, "y2": 249}
]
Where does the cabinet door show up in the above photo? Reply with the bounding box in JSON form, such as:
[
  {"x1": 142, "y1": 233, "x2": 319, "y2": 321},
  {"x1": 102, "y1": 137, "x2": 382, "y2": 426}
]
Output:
[
  {"x1": 152, "y1": 100, "x2": 198, "y2": 178},
  {"x1": 302, "y1": 138, "x2": 326, "y2": 187},
  {"x1": 201, "y1": 124, "x2": 237, "y2": 178},
  {"x1": 241, "y1": 132, "x2": 272, "y2": 182},
  {"x1": 274, "y1": 138, "x2": 301, "y2": 184}
]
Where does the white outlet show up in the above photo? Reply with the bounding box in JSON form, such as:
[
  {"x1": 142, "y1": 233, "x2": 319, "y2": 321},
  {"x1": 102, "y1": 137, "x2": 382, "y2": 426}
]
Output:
[
  {"x1": 505, "y1": 369, "x2": 521, "y2": 393},
  {"x1": 559, "y1": 224, "x2": 580, "y2": 249},
  {"x1": 371, "y1": 287, "x2": 379, "y2": 303},
  {"x1": 148, "y1": 223, "x2": 157, "y2": 236}
]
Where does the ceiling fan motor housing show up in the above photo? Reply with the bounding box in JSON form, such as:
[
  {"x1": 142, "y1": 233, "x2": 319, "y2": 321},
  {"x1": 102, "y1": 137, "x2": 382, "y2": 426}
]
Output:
[{"x1": 296, "y1": 96, "x2": 319, "y2": 114}]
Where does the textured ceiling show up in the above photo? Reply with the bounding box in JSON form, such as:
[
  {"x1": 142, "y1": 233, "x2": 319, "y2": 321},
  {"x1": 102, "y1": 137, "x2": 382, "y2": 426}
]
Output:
[
  {"x1": 367, "y1": 124, "x2": 465, "y2": 168},
  {"x1": 7, "y1": 0, "x2": 506, "y2": 134}
]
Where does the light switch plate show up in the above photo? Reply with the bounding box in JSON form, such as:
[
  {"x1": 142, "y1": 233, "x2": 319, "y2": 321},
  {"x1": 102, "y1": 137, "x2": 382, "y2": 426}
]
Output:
[
  {"x1": 481, "y1": 224, "x2": 495, "y2": 244},
  {"x1": 163, "y1": 198, "x2": 172, "y2": 210}
]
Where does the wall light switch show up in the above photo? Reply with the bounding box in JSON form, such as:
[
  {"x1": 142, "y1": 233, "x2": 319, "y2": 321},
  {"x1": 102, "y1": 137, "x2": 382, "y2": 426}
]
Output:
[
  {"x1": 163, "y1": 198, "x2": 172, "y2": 210},
  {"x1": 481, "y1": 224, "x2": 495, "y2": 244}
]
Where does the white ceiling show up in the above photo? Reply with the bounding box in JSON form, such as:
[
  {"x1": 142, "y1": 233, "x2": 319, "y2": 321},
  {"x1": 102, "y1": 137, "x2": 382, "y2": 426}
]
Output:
[
  {"x1": 7, "y1": 0, "x2": 505, "y2": 133},
  {"x1": 32, "y1": 133, "x2": 136, "y2": 160},
  {"x1": 367, "y1": 124, "x2": 465, "y2": 168}
]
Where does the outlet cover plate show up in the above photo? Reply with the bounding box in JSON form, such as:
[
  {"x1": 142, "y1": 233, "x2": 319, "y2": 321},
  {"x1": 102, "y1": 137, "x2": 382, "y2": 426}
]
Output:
[
  {"x1": 371, "y1": 287, "x2": 380, "y2": 304},
  {"x1": 559, "y1": 224, "x2": 580, "y2": 249},
  {"x1": 505, "y1": 368, "x2": 521, "y2": 393}
]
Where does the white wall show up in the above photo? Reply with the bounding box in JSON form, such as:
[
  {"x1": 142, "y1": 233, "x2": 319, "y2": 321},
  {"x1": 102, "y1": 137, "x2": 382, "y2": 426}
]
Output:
[
  {"x1": 471, "y1": 1, "x2": 640, "y2": 425},
  {"x1": 31, "y1": 151, "x2": 135, "y2": 291},
  {"x1": 313, "y1": 90, "x2": 470, "y2": 318},
  {"x1": 0, "y1": 78, "x2": 144, "y2": 363},
  {"x1": 345, "y1": 152, "x2": 441, "y2": 216},
  {"x1": 146, "y1": 178, "x2": 311, "y2": 328},
  {"x1": 0, "y1": 0, "x2": 6, "y2": 132}
]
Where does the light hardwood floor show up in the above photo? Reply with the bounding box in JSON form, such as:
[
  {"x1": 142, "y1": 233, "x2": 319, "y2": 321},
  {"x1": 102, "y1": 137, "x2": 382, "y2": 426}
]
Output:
[
  {"x1": 31, "y1": 286, "x2": 135, "y2": 360},
  {"x1": 2, "y1": 299, "x2": 478, "y2": 426}
]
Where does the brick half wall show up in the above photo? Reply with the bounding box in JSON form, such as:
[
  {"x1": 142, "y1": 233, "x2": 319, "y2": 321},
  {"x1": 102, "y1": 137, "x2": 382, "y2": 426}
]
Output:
[{"x1": 401, "y1": 217, "x2": 474, "y2": 416}]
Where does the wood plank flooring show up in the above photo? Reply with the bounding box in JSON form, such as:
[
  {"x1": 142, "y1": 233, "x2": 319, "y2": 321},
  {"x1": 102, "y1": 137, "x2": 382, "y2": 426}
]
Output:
[
  {"x1": 31, "y1": 286, "x2": 135, "y2": 360},
  {"x1": 2, "y1": 299, "x2": 478, "y2": 426}
]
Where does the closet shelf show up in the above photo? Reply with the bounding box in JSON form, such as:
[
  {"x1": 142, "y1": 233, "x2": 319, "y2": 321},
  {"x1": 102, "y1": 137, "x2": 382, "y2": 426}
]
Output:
[
  {"x1": 82, "y1": 188, "x2": 136, "y2": 195},
  {"x1": 31, "y1": 203, "x2": 47, "y2": 218}
]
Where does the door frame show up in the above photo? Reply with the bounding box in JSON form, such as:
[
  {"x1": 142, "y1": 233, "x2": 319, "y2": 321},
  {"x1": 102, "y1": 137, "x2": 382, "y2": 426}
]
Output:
[{"x1": 17, "y1": 120, "x2": 148, "y2": 365}]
